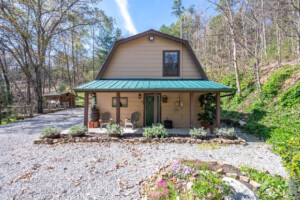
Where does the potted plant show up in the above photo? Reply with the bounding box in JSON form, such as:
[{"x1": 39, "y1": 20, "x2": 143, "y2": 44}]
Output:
[
  {"x1": 189, "y1": 127, "x2": 208, "y2": 139},
  {"x1": 106, "y1": 123, "x2": 123, "y2": 137},
  {"x1": 68, "y1": 124, "x2": 87, "y2": 137},
  {"x1": 41, "y1": 126, "x2": 62, "y2": 138},
  {"x1": 215, "y1": 128, "x2": 237, "y2": 140},
  {"x1": 143, "y1": 124, "x2": 168, "y2": 138},
  {"x1": 197, "y1": 93, "x2": 216, "y2": 134}
]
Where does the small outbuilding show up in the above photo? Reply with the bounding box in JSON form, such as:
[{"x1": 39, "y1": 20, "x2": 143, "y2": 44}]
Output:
[{"x1": 43, "y1": 92, "x2": 76, "y2": 108}]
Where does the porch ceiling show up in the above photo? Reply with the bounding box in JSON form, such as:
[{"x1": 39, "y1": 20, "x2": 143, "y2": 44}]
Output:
[{"x1": 73, "y1": 79, "x2": 234, "y2": 92}]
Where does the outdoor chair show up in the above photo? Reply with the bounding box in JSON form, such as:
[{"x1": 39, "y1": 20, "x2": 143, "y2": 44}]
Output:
[
  {"x1": 99, "y1": 112, "x2": 113, "y2": 129},
  {"x1": 125, "y1": 112, "x2": 139, "y2": 129}
]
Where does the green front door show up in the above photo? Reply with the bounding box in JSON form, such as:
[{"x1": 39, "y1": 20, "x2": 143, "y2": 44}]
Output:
[{"x1": 145, "y1": 94, "x2": 160, "y2": 126}]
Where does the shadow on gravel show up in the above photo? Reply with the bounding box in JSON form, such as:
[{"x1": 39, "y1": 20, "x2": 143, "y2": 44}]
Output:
[{"x1": 221, "y1": 109, "x2": 274, "y2": 143}]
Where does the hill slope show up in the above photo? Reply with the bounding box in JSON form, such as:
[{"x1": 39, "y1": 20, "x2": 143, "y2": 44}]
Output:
[{"x1": 219, "y1": 63, "x2": 300, "y2": 184}]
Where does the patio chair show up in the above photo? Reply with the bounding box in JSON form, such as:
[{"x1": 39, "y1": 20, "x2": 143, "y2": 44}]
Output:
[
  {"x1": 99, "y1": 112, "x2": 113, "y2": 129},
  {"x1": 125, "y1": 112, "x2": 139, "y2": 129}
]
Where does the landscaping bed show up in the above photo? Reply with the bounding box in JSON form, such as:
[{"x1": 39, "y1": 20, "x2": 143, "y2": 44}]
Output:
[
  {"x1": 139, "y1": 159, "x2": 289, "y2": 200},
  {"x1": 33, "y1": 134, "x2": 246, "y2": 145}
]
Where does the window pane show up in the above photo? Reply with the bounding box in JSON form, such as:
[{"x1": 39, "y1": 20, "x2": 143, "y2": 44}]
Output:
[{"x1": 164, "y1": 51, "x2": 179, "y2": 76}]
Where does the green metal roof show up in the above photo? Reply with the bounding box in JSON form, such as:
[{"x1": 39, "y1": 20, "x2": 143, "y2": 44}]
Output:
[{"x1": 73, "y1": 79, "x2": 234, "y2": 92}]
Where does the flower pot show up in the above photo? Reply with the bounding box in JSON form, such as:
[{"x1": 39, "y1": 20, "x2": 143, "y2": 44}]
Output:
[
  {"x1": 201, "y1": 122, "x2": 210, "y2": 129},
  {"x1": 209, "y1": 125, "x2": 214, "y2": 135}
]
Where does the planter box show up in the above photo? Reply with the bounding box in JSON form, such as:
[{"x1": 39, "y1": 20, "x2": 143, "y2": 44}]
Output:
[{"x1": 88, "y1": 121, "x2": 99, "y2": 128}]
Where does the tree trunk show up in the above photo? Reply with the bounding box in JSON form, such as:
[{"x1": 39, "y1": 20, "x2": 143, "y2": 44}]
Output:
[{"x1": 226, "y1": 0, "x2": 241, "y2": 94}]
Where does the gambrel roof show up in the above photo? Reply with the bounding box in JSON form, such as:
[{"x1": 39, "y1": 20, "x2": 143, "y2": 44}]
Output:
[{"x1": 95, "y1": 29, "x2": 209, "y2": 80}]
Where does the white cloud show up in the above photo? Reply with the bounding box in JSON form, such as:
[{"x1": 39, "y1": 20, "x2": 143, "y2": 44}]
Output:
[{"x1": 115, "y1": 0, "x2": 137, "y2": 35}]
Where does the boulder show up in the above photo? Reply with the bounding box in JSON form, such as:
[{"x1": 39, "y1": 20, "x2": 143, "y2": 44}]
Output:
[{"x1": 223, "y1": 177, "x2": 259, "y2": 200}]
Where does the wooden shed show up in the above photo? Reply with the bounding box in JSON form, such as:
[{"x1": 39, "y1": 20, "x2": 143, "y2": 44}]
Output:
[{"x1": 43, "y1": 92, "x2": 76, "y2": 108}]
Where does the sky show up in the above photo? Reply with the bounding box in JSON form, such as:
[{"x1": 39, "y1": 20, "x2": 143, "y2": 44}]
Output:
[{"x1": 99, "y1": 0, "x2": 216, "y2": 37}]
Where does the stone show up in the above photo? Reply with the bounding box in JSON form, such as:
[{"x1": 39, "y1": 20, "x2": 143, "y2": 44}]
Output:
[
  {"x1": 33, "y1": 139, "x2": 41, "y2": 144},
  {"x1": 226, "y1": 173, "x2": 238, "y2": 179},
  {"x1": 217, "y1": 168, "x2": 225, "y2": 174},
  {"x1": 80, "y1": 138, "x2": 86, "y2": 142},
  {"x1": 249, "y1": 180, "x2": 262, "y2": 188},
  {"x1": 239, "y1": 175, "x2": 250, "y2": 183},
  {"x1": 68, "y1": 138, "x2": 75, "y2": 143},
  {"x1": 223, "y1": 177, "x2": 259, "y2": 200},
  {"x1": 75, "y1": 138, "x2": 80, "y2": 143},
  {"x1": 53, "y1": 139, "x2": 58, "y2": 144},
  {"x1": 187, "y1": 182, "x2": 194, "y2": 190}
]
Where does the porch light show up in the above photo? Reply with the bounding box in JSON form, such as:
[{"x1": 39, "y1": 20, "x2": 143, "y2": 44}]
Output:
[
  {"x1": 138, "y1": 93, "x2": 142, "y2": 99},
  {"x1": 149, "y1": 36, "x2": 154, "y2": 41}
]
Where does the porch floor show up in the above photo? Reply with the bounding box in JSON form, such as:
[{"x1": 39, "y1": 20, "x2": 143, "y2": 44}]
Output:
[{"x1": 88, "y1": 127, "x2": 190, "y2": 136}]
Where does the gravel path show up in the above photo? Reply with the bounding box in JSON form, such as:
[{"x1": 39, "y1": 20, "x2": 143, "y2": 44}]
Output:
[{"x1": 0, "y1": 108, "x2": 288, "y2": 200}]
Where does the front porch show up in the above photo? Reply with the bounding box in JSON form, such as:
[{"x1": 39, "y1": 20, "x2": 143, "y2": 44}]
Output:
[{"x1": 73, "y1": 79, "x2": 234, "y2": 129}]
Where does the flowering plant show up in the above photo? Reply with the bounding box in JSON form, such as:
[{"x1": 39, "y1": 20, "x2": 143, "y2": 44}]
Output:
[
  {"x1": 148, "y1": 179, "x2": 170, "y2": 200},
  {"x1": 169, "y1": 160, "x2": 194, "y2": 179}
]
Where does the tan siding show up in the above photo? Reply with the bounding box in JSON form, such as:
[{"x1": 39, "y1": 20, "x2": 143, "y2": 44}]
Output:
[
  {"x1": 102, "y1": 35, "x2": 202, "y2": 79},
  {"x1": 96, "y1": 92, "x2": 205, "y2": 128},
  {"x1": 96, "y1": 92, "x2": 144, "y2": 127}
]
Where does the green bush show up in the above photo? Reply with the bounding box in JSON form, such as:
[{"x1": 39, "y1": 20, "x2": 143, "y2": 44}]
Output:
[
  {"x1": 262, "y1": 66, "x2": 295, "y2": 100},
  {"x1": 143, "y1": 124, "x2": 168, "y2": 138},
  {"x1": 278, "y1": 83, "x2": 300, "y2": 108},
  {"x1": 189, "y1": 127, "x2": 207, "y2": 138},
  {"x1": 215, "y1": 128, "x2": 236, "y2": 137},
  {"x1": 41, "y1": 126, "x2": 61, "y2": 137},
  {"x1": 106, "y1": 123, "x2": 123, "y2": 135},
  {"x1": 276, "y1": 136, "x2": 300, "y2": 181},
  {"x1": 68, "y1": 124, "x2": 87, "y2": 135}
]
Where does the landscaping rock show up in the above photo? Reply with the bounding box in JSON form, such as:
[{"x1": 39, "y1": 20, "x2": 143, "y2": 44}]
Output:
[
  {"x1": 223, "y1": 177, "x2": 259, "y2": 200},
  {"x1": 239, "y1": 175, "x2": 250, "y2": 183},
  {"x1": 249, "y1": 180, "x2": 262, "y2": 188}
]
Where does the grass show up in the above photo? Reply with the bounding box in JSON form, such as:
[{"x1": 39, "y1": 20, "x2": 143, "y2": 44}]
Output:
[
  {"x1": 197, "y1": 143, "x2": 226, "y2": 150},
  {"x1": 240, "y1": 166, "x2": 289, "y2": 200},
  {"x1": 1, "y1": 118, "x2": 21, "y2": 125}
]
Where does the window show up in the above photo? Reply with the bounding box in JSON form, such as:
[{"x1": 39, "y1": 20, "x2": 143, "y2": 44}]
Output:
[{"x1": 163, "y1": 51, "x2": 180, "y2": 76}]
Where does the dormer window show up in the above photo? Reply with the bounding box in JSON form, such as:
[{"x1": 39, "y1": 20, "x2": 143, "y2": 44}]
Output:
[{"x1": 163, "y1": 50, "x2": 180, "y2": 77}]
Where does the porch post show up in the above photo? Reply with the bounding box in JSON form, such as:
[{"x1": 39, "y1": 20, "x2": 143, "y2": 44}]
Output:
[
  {"x1": 190, "y1": 92, "x2": 194, "y2": 128},
  {"x1": 154, "y1": 92, "x2": 157, "y2": 124},
  {"x1": 84, "y1": 92, "x2": 89, "y2": 127},
  {"x1": 116, "y1": 92, "x2": 120, "y2": 124},
  {"x1": 216, "y1": 92, "x2": 221, "y2": 128}
]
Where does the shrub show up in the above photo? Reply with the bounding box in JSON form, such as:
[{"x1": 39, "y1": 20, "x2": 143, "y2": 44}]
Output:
[
  {"x1": 215, "y1": 128, "x2": 236, "y2": 138},
  {"x1": 278, "y1": 83, "x2": 300, "y2": 108},
  {"x1": 106, "y1": 123, "x2": 123, "y2": 135},
  {"x1": 68, "y1": 124, "x2": 87, "y2": 135},
  {"x1": 41, "y1": 126, "x2": 61, "y2": 137},
  {"x1": 262, "y1": 66, "x2": 295, "y2": 100},
  {"x1": 189, "y1": 127, "x2": 207, "y2": 138},
  {"x1": 143, "y1": 124, "x2": 168, "y2": 138}
]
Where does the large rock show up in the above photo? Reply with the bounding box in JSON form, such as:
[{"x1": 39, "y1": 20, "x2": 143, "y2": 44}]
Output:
[{"x1": 223, "y1": 177, "x2": 259, "y2": 200}]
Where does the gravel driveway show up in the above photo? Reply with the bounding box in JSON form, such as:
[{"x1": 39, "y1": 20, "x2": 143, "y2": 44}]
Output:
[{"x1": 0, "y1": 108, "x2": 288, "y2": 200}]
